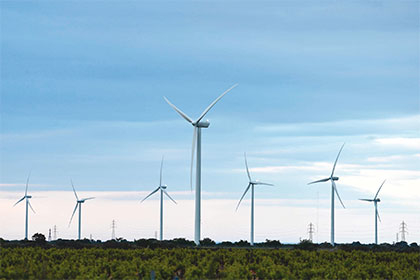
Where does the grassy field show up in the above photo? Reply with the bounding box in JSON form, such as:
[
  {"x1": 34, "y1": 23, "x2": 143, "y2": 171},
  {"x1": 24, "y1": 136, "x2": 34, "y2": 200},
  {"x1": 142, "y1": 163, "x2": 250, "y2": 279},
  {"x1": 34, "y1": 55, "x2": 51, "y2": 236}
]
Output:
[{"x1": 1, "y1": 247, "x2": 419, "y2": 279}]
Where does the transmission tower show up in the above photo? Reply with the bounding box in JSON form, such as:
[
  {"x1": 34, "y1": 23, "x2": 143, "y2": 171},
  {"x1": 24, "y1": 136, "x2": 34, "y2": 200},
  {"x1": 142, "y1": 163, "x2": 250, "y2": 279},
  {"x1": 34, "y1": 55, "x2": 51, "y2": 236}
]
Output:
[
  {"x1": 399, "y1": 221, "x2": 408, "y2": 242},
  {"x1": 308, "y1": 223, "x2": 315, "y2": 242},
  {"x1": 111, "y1": 220, "x2": 116, "y2": 240},
  {"x1": 53, "y1": 225, "x2": 57, "y2": 240},
  {"x1": 48, "y1": 229, "x2": 52, "y2": 242}
]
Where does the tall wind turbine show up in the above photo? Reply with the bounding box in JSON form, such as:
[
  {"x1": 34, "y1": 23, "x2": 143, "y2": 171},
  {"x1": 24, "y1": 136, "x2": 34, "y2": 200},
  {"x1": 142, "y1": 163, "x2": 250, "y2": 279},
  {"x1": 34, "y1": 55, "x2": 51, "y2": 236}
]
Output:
[
  {"x1": 68, "y1": 180, "x2": 95, "y2": 240},
  {"x1": 308, "y1": 143, "x2": 346, "y2": 246},
  {"x1": 141, "y1": 156, "x2": 177, "y2": 241},
  {"x1": 359, "y1": 180, "x2": 386, "y2": 244},
  {"x1": 13, "y1": 173, "x2": 36, "y2": 240},
  {"x1": 164, "y1": 83, "x2": 238, "y2": 245},
  {"x1": 236, "y1": 153, "x2": 274, "y2": 246}
]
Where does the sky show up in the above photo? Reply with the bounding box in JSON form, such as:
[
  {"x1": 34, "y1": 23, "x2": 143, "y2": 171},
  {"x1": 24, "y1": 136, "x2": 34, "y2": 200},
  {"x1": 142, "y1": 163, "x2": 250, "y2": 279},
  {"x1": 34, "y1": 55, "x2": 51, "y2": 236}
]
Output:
[{"x1": 1, "y1": 1, "x2": 419, "y2": 243}]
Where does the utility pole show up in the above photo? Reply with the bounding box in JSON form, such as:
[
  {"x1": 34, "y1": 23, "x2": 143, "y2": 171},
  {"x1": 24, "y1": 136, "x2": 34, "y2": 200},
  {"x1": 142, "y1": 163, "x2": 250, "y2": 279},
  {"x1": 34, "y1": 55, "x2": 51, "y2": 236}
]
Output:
[
  {"x1": 308, "y1": 223, "x2": 315, "y2": 242},
  {"x1": 396, "y1": 233, "x2": 399, "y2": 243},
  {"x1": 53, "y1": 225, "x2": 57, "y2": 240},
  {"x1": 48, "y1": 229, "x2": 52, "y2": 242},
  {"x1": 111, "y1": 220, "x2": 116, "y2": 240},
  {"x1": 399, "y1": 221, "x2": 408, "y2": 242}
]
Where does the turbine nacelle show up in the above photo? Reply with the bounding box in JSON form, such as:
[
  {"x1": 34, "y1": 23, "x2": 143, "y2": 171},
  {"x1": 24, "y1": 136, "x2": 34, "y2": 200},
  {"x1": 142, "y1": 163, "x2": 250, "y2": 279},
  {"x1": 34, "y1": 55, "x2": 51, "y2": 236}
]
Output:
[
  {"x1": 331, "y1": 176, "x2": 339, "y2": 181},
  {"x1": 26, "y1": 195, "x2": 32, "y2": 199},
  {"x1": 160, "y1": 185, "x2": 167, "y2": 190},
  {"x1": 194, "y1": 120, "x2": 210, "y2": 128}
]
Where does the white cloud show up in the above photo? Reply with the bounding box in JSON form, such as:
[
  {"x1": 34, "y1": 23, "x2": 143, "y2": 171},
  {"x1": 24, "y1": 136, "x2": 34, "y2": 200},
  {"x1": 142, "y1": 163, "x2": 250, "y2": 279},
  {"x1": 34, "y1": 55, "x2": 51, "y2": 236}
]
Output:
[
  {"x1": 374, "y1": 137, "x2": 420, "y2": 149},
  {"x1": 1, "y1": 190, "x2": 418, "y2": 244}
]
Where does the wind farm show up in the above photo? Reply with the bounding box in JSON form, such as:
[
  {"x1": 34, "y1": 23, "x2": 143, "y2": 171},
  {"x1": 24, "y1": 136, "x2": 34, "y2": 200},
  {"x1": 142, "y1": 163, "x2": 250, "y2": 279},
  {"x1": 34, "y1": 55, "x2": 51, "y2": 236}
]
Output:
[{"x1": 1, "y1": 1, "x2": 419, "y2": 279}]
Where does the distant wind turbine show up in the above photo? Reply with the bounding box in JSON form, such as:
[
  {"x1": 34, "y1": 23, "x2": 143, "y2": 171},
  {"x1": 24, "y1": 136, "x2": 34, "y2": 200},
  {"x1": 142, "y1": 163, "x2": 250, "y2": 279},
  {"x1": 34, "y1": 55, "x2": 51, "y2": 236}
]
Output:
[
  {"x1": 308, "y1": 143, "x2": 346, "y2": 246},
  {"x1": 68, "y1": 180, "x2": 95, "y2": 240},
  {"x1": 359, "y1": 180, "x2": 386, "y2": 244},
  {"x1": 236, "y1": 153, "x2": 274, "y2": 246},
  {"x1": 141, "y1": 156, "x2": 177, "y2": 241},
  {"x1": 13, "y1": 173, "x2": 35, "y2": 240},
  {"x1": 164, "y1": 83, "x2": 238, "y2": 245}
]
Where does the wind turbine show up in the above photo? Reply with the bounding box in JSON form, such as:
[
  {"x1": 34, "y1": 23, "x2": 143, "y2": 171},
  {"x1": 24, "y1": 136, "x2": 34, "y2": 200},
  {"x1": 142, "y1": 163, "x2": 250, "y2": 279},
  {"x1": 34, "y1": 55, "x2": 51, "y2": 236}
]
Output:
[
  {"x1": 308, "y1": 143, "x2": 346, "y2": 246},
  {"x1": 359, "y1": 180, "x2": 386, "y2": 244},
  {"x1": 68, "y1": 180, "x2": 95, "y2": 240},
  {"x1": 13, "y1": 173, "x2": 35, "y2": 240},
  {"x1": 164, "y1": 83, "x2": 238, "y2": 245},
  {"x1": 141, "y1": 156, "x2": 177, "y2": 241},
  {"x1": 236, "y1": 153, "x2": 274, "y2": 246}
]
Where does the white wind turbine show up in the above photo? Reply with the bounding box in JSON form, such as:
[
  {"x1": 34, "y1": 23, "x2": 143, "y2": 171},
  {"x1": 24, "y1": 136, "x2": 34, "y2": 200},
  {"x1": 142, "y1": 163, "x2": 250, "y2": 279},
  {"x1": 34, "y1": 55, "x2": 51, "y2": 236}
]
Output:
[
  {"x1": 359, "y1": 180, "x2": 386, "y2": 244},
  {"x1": 13, "y1": 173, "x2": 36, "y2": 240},
  {"x1": 141, "y1": 156, "x2": 177, "y2": 241},
  {"x1": 236, "y1": 153, "x2": 274, "y2": 246},
  {"x1": 164, "y1": 83, "x2": 238, "y2": 245},
  {"x1": 68, "y1": 180, "x2": 95, "y2": 240},
  {"x1": 308, "y1": 143, "x2": 346, "y2": 246}
]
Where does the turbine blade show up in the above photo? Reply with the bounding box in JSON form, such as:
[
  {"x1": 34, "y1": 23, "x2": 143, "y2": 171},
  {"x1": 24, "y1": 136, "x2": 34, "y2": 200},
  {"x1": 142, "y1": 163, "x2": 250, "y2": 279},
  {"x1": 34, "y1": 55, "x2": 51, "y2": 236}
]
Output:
[
  {"x1": 81, "y1": 197, "x2": 95, "y2": 202},
  {"x1": 69, "y1": 203, "x2": 78, "y2": 227},
  {"x1": 256, "y1": 182, "x2": 274, "y2": 186},
  {"x1": 332, "y1": 181, "x2": 345, "y2": 209},
  {"x1": 374, "y1": 180, "x2": 386, "y2": 200},
  {"x1": 376, "y1": 209, "x2": 382, "y2": 223},
  {"x1": 236, "y1": 183, "x2": 251, "y2": 211},
  {"x1": 160, "y1": 156, "x2": 164, "y2": 187},
  {"x1": 195, "y1": 84, "x2": 238, "y2": 123},
  {"x1": 307, "y1": 178, "x2": 330, "y2": 185},
  {"x1": 163, "y1": 97, "x2": 193, "y2": 123},
  {"x1": 28, "y1": 200, "x2": 36, "y2": 214},
  {"x1": 163, "y1": 190, "x2": 177, "y2": 204},
  {"x1": 141, "y1": 187, "x2": 160, "y2": 203},
  {"x1": 359, "y1": 199, "x2": 374, "y2": 202},
  {"x1": 190, "y1": 126, "x2": 197, "y2": 191},
  {"x1": 244, "y1": 152, "x2": 252, "y2": 182},
  {"x1": 25, "y1": 172, "x2": 31, "y2": 196},
  {"x1": 13, "y1": 196, "x2": 26, "y2": 207},
  {"x1": 331, "y1": 143, "x2": 345, "y2": 177},
  {"x1": 71, "y1": 179, "x2": 79, "y2": 201}
]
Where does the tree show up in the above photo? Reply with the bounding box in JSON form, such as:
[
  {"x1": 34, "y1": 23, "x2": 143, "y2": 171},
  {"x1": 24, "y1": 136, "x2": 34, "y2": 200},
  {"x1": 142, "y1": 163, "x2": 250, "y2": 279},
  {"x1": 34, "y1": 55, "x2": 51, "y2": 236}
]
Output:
[{"x1": 32, "y1": 233, "x2": 46, "y2": 242}]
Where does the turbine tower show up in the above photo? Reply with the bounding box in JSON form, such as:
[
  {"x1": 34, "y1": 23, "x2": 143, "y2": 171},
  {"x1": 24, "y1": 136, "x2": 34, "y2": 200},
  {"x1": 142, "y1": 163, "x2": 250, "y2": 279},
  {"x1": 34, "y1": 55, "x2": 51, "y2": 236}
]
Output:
[
  {"x1": 141, "y1": 156, "x2": 177, "y2": 241},
  {"x1": 359, "y1": 180, "x2": 386, "y2": 244},
  {"x1": 236, "y1": 153, "x2": 274, "y2": 246},
  {"x1": 68, "y1": 180, "x2": 95, "y2": 240},
  {"x1": 308, "y1": 143, "x2": 346, "y2": 246},
  {"x1": 164, "y1": 83, "x2": 238, "y2": 245},
  {"x1": 13, "y1": 173, "x2": 36, "y2": 240}
]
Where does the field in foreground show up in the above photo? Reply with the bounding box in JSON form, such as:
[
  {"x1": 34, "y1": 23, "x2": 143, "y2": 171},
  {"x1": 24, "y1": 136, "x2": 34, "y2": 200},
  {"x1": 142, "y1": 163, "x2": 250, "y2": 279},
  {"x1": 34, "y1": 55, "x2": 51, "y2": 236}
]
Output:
[{"x1": 1, "y1": 247, "x2": 419, "y2": 279}]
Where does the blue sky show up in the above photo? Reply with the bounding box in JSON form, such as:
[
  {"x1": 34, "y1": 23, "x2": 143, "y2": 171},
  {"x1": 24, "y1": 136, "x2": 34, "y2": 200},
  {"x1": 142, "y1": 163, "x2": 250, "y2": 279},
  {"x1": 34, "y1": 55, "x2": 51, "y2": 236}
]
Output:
[{"x1": 1, "y1": 1, "x2": 419, "y2": 242}]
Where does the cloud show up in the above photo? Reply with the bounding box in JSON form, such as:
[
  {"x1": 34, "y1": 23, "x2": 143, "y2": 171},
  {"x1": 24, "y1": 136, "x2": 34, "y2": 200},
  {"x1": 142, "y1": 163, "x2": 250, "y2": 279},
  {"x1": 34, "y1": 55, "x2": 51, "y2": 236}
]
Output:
[
  {"x1": 1, "y1": 190, "x2": 418, "y2": 244},
  {"x1": 374, "y1": 137, "x2": 420, "y2": 149}
]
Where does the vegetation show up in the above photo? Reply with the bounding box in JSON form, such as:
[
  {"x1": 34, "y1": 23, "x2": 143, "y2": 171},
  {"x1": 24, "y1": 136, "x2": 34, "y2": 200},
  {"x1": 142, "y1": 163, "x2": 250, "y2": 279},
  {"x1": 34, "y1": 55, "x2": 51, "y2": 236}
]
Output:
[{"x1": 1, "y1": 239, "x2": 419, "y2": 279}]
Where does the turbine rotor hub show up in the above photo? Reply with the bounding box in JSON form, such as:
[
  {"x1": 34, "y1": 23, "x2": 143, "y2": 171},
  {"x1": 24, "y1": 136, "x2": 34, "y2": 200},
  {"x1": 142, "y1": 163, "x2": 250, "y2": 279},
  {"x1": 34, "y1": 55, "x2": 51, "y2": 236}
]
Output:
[{"x1": 194, "y1": 120, "x2": 210, "y2": 128}]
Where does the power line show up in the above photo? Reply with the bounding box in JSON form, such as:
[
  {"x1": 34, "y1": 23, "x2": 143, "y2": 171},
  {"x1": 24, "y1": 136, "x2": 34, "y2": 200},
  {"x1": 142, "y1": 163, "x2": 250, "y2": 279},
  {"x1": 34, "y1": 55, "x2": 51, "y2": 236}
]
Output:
[
  {"x1": 308, "y1": 222, "x2": 315, "y2": 242},
  {"x1": 399, "y1": 221, "x2": 408, "y2": 242},
  {"x1": 111, "y1": 220, "x2": 116, "y2": 240},
  {"x1": 53, "y1": 225, "x2": 57, "y2": 240}
]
